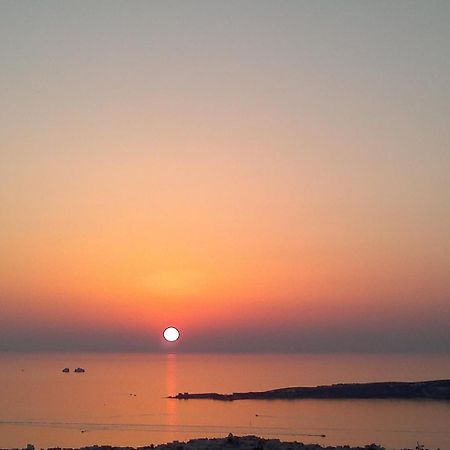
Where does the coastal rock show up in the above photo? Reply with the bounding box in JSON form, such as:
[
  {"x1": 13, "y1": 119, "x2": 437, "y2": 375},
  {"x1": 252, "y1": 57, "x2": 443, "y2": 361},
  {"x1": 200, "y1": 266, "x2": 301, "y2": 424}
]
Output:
[{"x1": 169, "y1": 380, "x2": 450, "y2": 401}]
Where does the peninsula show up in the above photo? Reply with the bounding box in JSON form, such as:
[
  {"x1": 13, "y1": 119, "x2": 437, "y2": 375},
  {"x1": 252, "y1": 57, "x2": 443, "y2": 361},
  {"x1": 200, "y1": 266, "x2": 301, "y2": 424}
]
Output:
[{"x1": 169, "y1": 379, "x2": 450, "y2": 401}]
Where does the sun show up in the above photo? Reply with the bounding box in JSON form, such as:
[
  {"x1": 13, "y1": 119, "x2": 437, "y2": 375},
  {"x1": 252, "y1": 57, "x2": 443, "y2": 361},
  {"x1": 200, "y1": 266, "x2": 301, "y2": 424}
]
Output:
[{"x1": 163, "y1": 326, "x2": 180, "y2": 342}]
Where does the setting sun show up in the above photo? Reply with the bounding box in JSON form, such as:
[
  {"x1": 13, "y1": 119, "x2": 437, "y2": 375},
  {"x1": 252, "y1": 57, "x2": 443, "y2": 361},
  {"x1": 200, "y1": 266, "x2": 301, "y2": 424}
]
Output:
[{"x1": 163, "y1": 327, "x2": 180, "y2": 342}]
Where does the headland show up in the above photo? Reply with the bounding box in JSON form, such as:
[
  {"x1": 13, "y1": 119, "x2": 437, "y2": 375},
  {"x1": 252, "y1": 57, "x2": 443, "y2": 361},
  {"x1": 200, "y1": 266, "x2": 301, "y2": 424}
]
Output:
[{"x1": 169, "y1": 379, "x2": 450, "y2": 401}]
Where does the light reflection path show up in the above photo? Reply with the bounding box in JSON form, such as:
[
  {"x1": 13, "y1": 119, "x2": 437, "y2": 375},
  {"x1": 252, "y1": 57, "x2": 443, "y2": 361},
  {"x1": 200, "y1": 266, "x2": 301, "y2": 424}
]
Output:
[{"x1": 165, "y1": 353, "x2": 177, "y2": 441}]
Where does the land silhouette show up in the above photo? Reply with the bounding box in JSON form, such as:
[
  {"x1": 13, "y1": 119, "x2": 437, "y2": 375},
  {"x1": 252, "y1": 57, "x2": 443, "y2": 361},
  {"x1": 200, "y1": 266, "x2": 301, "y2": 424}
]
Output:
[{"x1": 170, "y1": 379, "x2": 450, "y2": 401}]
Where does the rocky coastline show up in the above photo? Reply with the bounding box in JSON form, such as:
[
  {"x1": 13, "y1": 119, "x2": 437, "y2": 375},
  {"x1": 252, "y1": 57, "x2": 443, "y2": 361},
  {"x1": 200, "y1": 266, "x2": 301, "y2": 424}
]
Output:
[{"x1": 169, "y1": 380, "x2": 450, "y2": 401}]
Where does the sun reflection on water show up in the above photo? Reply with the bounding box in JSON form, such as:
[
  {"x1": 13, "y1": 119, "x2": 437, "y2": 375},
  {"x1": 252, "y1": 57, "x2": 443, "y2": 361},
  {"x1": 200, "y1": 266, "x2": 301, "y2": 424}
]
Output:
[{"x1": 165, "y1": 353, "x2": 177, "y2": 440}]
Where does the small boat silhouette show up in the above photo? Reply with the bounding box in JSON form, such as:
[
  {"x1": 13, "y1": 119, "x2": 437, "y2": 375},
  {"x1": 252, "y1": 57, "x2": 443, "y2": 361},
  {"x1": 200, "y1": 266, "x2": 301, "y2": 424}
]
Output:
[
  {"x1": 62, "y1": 367, "x2": 70, "y2": 373},
  {"x1": 74, "y1": 367, "x2": 85, "y2": 373}
]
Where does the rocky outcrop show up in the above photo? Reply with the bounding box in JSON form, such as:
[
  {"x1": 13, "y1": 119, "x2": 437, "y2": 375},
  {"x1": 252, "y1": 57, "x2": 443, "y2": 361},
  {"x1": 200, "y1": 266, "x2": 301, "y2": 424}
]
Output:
[{"x1": 170, "y1": 379, "x2": 450, "y2": 401}]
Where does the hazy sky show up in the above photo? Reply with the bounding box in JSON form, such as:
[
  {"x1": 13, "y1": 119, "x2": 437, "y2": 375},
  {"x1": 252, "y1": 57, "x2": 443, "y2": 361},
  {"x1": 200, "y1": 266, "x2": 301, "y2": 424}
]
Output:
[{"x1": 1, "y1": 1, "x2": 449, "y2": 353}]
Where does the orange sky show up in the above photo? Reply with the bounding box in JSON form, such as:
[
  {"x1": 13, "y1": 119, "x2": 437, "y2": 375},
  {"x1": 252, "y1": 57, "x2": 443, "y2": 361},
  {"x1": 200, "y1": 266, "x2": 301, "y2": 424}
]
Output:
[{"x1": 1, "y1": 1, "x2": 449, "y2": 352}]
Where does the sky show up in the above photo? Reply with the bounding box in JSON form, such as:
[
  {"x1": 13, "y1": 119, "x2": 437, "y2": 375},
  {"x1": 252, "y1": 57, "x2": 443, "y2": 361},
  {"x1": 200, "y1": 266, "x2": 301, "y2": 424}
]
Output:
[{"x1": 1, "y1": 0, "x2": 449, "y2": 353}]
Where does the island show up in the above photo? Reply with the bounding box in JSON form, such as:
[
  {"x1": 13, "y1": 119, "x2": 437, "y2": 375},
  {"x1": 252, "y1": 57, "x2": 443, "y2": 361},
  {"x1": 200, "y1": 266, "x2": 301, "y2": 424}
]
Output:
[{"x1": 169, "y1": 379, "x2": 450, "y2": 401}]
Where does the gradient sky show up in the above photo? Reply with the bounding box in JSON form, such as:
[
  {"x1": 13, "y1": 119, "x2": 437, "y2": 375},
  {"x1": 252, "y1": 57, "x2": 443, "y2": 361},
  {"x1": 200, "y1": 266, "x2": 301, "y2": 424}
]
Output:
[{"x1": 1, "y1": 0, "x2": 449, "y2": 353}]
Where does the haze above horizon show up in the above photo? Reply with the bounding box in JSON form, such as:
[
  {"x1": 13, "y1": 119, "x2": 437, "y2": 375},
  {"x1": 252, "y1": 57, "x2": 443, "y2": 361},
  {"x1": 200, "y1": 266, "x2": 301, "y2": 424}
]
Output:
[{"x1": 1, "y1": 0, "x2": 449, "y2": 353}]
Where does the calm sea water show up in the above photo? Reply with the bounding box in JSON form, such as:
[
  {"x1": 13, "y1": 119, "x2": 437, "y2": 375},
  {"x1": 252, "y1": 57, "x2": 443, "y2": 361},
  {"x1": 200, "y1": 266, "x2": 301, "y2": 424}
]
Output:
[{"x1": 0, "y1": 353, "x2": 449, "y2": 450}]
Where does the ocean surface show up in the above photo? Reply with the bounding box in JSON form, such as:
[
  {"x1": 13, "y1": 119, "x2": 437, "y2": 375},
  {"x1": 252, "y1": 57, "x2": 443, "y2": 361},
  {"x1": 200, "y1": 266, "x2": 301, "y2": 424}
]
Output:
[{"x1": 0, "y1": 353, "x2": 449, "y2": 450}]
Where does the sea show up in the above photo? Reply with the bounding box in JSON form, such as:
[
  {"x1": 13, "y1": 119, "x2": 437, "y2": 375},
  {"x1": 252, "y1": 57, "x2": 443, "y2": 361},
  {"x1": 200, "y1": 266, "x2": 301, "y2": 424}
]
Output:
[{"x1": 0, "y1": 353, "x2": 449, "y2": 450}]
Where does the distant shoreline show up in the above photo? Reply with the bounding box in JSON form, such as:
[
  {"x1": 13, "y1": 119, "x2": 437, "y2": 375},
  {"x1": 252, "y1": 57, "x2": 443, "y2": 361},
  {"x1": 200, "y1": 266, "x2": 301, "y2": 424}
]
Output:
[
  {"x1": 169, "y1": 379, "x2": 450, "y2": 401},
  {"x1": 10, "y1": 434, "x2": 391, "y2": 450}
]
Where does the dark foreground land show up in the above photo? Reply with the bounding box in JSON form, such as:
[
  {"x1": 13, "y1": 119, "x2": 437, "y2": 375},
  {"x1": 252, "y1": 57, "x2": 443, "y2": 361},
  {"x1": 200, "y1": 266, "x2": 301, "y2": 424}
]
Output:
[
  {"x1": 170, "y1": 379, "x2": 450, "y2": 401},
  {"x1": 8, "y1": 434, "x2": 438, "y2": 450}
]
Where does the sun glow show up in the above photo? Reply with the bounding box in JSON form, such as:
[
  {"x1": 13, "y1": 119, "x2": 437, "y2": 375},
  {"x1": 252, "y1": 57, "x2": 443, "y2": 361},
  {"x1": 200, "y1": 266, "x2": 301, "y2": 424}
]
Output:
[{"x1": 163, "y1": 327, "x2": 180, "y2": 342}]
